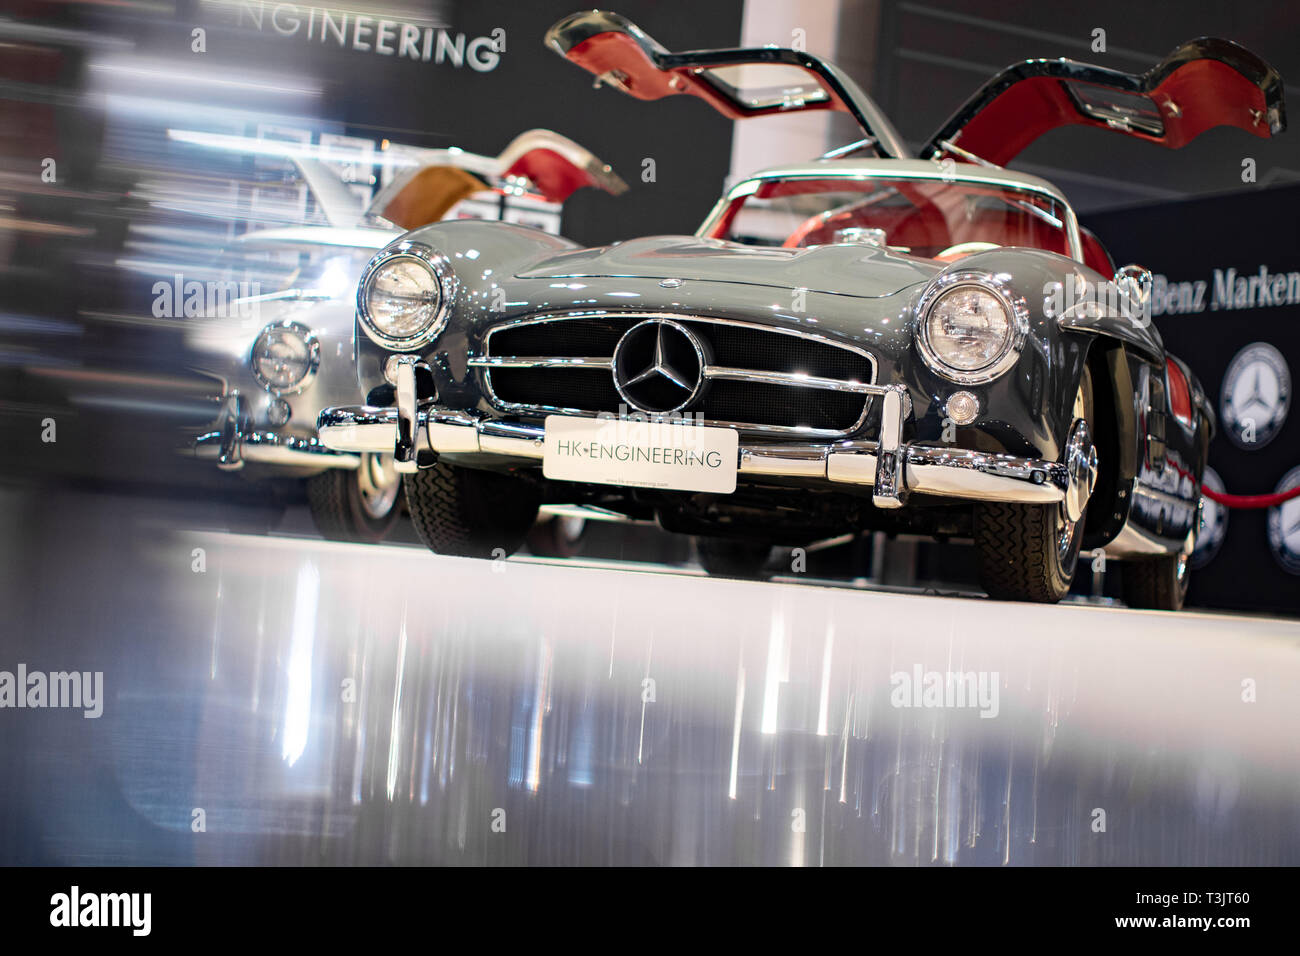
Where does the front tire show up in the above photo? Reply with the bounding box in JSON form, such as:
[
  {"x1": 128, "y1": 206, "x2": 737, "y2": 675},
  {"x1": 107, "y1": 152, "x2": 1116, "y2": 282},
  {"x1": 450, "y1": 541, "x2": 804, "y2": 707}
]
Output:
[
  {"x1": 1121, "y1": 550, "x2": 1190, "y2": 611},
  {"x1": 404, "y1": 460, "x2": 540, "y2": 558},
  {"x1": 306, "y1": 453, "x2": 403, "y2": 543},
  {"x1": 975, "y1": 367, "x2": 1095, "y2": 603},
  {"x1": 695, "y1": 537, "x2": 774, "y2": 579},
  {"x1": 974, "y1": 500, "x2": 1085, "y2": 602}
]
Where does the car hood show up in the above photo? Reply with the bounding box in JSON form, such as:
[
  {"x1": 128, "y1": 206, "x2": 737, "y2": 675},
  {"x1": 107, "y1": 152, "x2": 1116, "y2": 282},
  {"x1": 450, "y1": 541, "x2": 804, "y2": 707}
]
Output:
[{"x1": 515, "y1": 236, "x2": 941, "y2": 298}]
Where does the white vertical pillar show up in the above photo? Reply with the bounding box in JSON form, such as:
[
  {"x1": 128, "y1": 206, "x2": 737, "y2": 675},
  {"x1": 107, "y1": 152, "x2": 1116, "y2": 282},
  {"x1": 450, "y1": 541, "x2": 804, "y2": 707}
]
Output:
[{"x1": 727, "y1": 0, "x2": 844, "y2": 187}]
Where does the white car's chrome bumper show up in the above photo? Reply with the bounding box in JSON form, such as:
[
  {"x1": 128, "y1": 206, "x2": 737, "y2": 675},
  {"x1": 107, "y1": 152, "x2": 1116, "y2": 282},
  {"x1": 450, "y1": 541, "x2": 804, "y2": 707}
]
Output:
[
  {"x1": 317, "y1": 391, "x2": 1085, "y2": 510},
  {"x1": 195, "y1": 393, "x2": 360, "y2": 471}
]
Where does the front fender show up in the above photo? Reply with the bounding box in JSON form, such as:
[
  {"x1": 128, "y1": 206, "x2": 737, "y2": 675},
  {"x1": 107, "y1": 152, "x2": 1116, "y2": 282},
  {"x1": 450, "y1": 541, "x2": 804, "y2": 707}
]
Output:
[{"x1": 906, "y1": 248, "x2": 1105, "y2": 462}]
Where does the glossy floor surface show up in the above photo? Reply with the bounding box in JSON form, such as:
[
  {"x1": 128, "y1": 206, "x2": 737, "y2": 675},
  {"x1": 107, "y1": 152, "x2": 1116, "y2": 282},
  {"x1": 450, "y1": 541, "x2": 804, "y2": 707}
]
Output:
[{"x1": 3, "y1": 487, "x2": 1299, "y2": 865}]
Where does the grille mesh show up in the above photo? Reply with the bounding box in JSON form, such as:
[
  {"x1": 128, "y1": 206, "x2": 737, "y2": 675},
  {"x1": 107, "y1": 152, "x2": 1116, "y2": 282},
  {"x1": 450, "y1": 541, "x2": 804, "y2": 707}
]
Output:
[
  {"x1": 699, "y1": 380, "x2": 866, "y2": 431},
  {"x1": 490, "y1": 319, "x2": 625, "y2": 358},
  {"x1": 490, "y1": 368, "x2": 622, "y2": 412}
]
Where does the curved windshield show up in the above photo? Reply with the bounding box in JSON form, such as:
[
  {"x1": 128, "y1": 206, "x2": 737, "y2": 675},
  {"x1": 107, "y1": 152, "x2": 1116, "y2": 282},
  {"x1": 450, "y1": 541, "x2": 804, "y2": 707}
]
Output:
[{"x1": 711, "y1": 176, "x2": 1073, "y2": 261}]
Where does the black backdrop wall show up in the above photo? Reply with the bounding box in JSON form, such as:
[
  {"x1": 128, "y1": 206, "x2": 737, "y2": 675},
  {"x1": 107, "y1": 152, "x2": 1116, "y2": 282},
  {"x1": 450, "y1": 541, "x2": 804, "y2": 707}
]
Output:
[{"x1": 1086, "y1": 185, "x2": 1300, "y2": 613}]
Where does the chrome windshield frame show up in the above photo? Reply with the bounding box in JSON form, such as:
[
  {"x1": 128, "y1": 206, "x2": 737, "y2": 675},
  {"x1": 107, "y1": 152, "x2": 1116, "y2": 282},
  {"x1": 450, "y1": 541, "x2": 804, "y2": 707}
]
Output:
[{"x1": 697, "y1": 161, "x2": 1084, "y2": 263}]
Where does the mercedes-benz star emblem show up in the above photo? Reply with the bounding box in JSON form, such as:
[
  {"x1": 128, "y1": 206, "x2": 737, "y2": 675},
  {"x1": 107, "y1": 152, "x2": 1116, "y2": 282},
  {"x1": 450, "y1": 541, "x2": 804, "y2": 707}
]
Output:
[
  {"x1": 1268, "y1": 464, "x2": 1300, "y2": 575},
  {"x1": 1221, "y1": 341, "x2": 1290, "y2": 450},
  {"x1": 612, "y1": 318, "x2": 707, "y2": 413}
]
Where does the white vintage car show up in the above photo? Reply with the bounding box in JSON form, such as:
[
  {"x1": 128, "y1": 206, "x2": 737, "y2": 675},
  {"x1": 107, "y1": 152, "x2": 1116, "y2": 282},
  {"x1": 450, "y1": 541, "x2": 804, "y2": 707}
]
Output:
[{"x1": 187, "y1": 130, "x2": 625, "y2": 544}]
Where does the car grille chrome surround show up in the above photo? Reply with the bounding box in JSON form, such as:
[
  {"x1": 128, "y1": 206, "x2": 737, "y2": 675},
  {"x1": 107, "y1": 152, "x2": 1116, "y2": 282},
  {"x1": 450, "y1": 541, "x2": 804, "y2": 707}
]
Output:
[{"x1": 469, "y1": 311, "x2": 882, "y2": 438}]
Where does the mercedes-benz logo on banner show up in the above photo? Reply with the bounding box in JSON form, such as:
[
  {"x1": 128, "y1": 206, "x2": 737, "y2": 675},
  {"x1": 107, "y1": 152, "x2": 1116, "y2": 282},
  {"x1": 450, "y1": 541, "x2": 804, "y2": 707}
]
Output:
[
  {"x1": 613, "y1": 318, "x2": 707, "y2": 413},
  {"x1": 1221, "y1": 342, "x2": 1290, "y2": 449},
  {"x1": 1268, "y1": 465, "x2": 1300, "y2": 575}
]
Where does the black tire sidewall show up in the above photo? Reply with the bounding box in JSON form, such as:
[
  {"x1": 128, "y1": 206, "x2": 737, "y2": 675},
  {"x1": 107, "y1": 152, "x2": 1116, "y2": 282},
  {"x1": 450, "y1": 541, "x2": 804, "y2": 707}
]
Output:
[{"x1": 405, "y1": 460, "x2": 540, "y2": 558}]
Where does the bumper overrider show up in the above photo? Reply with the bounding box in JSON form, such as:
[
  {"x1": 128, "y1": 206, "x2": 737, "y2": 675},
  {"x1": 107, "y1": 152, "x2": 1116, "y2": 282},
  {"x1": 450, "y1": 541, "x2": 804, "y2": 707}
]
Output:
[
  {"x1": 194, "y1": 393, "x2": 361, "y2": 471},
  {"x1": 317, "y1": 376, "x2": 1097, "y2": 510}
]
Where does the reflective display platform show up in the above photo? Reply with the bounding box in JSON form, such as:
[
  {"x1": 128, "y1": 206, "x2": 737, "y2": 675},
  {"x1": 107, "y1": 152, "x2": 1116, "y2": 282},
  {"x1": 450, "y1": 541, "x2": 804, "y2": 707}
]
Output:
[{"x1": 3, "y1": 488, "x2": 1299, "y2": 865}]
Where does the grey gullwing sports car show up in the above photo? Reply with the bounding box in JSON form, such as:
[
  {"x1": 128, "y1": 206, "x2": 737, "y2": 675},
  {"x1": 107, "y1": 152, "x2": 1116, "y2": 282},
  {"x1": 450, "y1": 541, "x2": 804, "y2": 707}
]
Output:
[{"x1": 318, "y1": 10, "x2": 1286, "y2": 609}]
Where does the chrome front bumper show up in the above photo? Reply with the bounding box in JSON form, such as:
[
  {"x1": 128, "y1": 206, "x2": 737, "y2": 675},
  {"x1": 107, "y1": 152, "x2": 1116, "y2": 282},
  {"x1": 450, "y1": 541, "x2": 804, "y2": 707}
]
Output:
[
  {"x1": 318, "y1": 387, "x2": 1084, "y2": 510},
  {"x1": 195, "y1": 393, "x2": 360, "y2": 472}
]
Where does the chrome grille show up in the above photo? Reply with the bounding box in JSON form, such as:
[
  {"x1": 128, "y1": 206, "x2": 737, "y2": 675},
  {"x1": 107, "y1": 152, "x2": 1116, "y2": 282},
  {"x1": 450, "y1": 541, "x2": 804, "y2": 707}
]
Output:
[{"x1": 471, "y1": 312, "x2": 878, "y2": 438}]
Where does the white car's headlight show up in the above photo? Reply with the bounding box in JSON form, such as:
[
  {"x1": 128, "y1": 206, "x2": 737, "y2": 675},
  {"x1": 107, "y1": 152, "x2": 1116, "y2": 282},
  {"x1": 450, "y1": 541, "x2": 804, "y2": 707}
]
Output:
[
  {"x1": 917, "y1": 275, "x2": 1027, "y2": 384},
  {"x1": 357, "y1": 242, "x2": 455, "y2": 350},
  {"x1": 251, "y1": 320, "x2": 319, "y2": 393}
]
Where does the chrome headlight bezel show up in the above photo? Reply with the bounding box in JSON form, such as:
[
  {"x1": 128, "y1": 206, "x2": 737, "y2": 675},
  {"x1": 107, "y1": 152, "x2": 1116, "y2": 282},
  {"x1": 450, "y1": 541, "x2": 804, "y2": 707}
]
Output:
[
  {"x1": 356, "y1": 241, "x2": 457, "y2": 351},
  {"x1": 915, "y1": 271, "x2": 1029, "y2": 385},
  {"x1": 249, "y1": 319, "x2": 321, "y2": 395}
]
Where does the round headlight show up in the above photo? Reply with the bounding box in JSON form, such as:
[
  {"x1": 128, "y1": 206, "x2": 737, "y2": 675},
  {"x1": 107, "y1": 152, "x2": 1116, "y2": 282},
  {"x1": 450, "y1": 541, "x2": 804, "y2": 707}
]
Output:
[
  {"x1": 358, "y1": 243, "x2": 455, "y2": 349},
  {"x1": 251, "y1": 321, "x2": 319, "y2": 393},
  {"x1": 918, "y1": 278, "x2": 1024, "y2": 384}
]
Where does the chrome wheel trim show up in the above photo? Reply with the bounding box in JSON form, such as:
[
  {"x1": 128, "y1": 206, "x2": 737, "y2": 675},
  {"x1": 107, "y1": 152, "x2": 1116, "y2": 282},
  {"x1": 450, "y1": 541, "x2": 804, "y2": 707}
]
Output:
[
  {"x1": 1062, "y1": 418, "x2": 1099, "y2": 524},
  {"x1": 1056, "y1": 384, "x2": 1098, "y2": 566},
  {"x1": 356, "y1": 453, "x2": 401, "y2": 519},
  {"x1": 1057, "y1": 504, "x2": 1081, "y2": 565}
]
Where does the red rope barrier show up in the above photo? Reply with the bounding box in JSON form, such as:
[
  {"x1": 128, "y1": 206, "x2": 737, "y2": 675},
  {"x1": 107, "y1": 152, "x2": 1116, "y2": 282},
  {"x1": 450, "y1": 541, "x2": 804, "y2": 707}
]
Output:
[{"x1": 1202, "y1": 484, "x2": 1300, "y2": 509}]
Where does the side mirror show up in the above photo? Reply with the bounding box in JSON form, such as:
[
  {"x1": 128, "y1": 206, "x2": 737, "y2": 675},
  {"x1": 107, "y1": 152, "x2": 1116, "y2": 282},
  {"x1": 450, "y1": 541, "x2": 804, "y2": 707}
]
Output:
[{"x1": 1113, "y1": 263, "x2": 1153, "y2": 326}]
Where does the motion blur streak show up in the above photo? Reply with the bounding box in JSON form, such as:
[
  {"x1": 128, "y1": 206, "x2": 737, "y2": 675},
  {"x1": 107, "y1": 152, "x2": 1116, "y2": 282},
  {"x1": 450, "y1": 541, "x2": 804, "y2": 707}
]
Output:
[
  {"x1": 281, "y1": 561, "x2": 318, "y2": 767},
  {"x1": 3, "y1": 487, "x2": 1299, "y2": 866}
]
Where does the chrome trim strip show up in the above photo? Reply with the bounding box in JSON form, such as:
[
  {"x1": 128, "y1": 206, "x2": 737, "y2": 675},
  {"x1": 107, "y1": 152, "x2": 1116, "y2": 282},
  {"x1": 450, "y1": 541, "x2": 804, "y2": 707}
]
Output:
[
  {"x1": 215, "y1": 392, "x2": 247, "y2": 470},
  {"x1": 195, "y1": 428, "x2": 360, "y2": 470},
  {"x1": 427, "y1": 406, "x2": 483, "y2": 454},
  {"x1": 728, "y1": 158, "x2": 1073, "y2": 203},
  {"x1": 393, "y1": 356, "x2": 420, "y2": 471},
  {"x1": 872, "y1": 385, "x2": 907, "y2": 507},
  {"x1": 935, "y1": 139, "x2": 1000, "y2": 170},
  {"x1": 899, "y1": 447, "x2": 1067, "y2": 498},
  {"x1": 479, "y1": 310, "x2": 879, "y2": 437},
  {"x1": 1131, "y1": 480, "x2": 1198, "y2": 512},
  {"x1": 819, "y1": 138, "x2": 876, "y2": 160},
  {"x1": 703, "y1": 366, "x2": 880, "y2": 394},
  {"x1": 468, "y1": 356, "x2": 614, "y2": 369},
  {"x1": 740, "y1": 444, "x2": 831, "y2": 479}
]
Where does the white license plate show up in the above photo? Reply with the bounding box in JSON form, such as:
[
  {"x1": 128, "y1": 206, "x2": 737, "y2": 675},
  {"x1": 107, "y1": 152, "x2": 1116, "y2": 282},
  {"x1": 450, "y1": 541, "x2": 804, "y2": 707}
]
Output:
[{"x1": 542, "y1": 415, "x2": 738, "y2": 494}]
